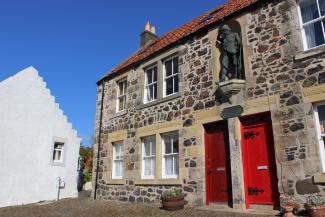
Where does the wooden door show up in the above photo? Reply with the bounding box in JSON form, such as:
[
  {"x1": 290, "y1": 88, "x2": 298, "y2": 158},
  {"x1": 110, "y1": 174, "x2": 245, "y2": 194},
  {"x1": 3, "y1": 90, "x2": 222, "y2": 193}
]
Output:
[
  {"x1": 241, "y1": 114, "x2": 279, "y2": 208},
  {"x1": 205, "y1": 123, "x2": 231, "y2": 205}
]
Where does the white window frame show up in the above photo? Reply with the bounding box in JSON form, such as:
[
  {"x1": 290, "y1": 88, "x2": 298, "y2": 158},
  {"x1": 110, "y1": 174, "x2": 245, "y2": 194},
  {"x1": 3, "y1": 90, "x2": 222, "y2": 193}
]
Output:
[
  {"x1": 141, "y1": 136, "x2": 156, "y2": 179},
  {"x1": 162, "y1": 132, "x2": 179, "y2": 179},
  {"x1": 163, "y1": 56, "x2": 179, "y2": 97},
  {"x1": 53, "y1": 142, "x2": 64, "y2": 163},
  {"x1": 297, "y1": 0, "x2": 325, "y2": 50},
  {"x1": 144, "y1": 65, "x2": 158, "y2": 103},
  {"x1": 116, "y1": 79, "x2": 127, "y2": 113},
  {"x1": 112, "y1": 142, "x2": 124, "y2": 179},
  {"x1": 314, "y1": 102, "x2": 325, "y2": 172}
]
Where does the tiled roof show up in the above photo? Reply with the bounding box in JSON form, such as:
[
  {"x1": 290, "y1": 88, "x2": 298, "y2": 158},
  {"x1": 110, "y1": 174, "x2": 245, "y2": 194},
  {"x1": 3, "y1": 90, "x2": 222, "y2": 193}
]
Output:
[{"x1": 99, "y1": 0, "x2": 258, "y2": 82}]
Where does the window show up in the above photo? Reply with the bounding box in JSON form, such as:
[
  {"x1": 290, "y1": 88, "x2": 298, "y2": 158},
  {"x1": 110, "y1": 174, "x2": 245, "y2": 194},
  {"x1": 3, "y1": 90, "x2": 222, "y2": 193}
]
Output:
[
  {"x1": 112, "y1": 142, "x2": 124, "y2": 179},
  {"x1": 141, "y1": 136, "x2": 156, "y2": 179},
  {"x1": 162, "y1": 132, "x2": 179, "y2": 179},
  {"x1": 298, "y1": 0, "x2": 325, "y2": 49},
  {"x1": 53, "y1": 142, "x2": 64, "y2": 162},
  {"x1": 144, "y1": 65, "x2": 158, "y2": 103},
  {"x1": 116, "y1": 79, "x2": 127, "y2": 112},
  {"x1": 315, "y1": 103, "x2": 325, "y2": 171},
  {"x1": 163, "y1": 56, "x2": 179, "y2": 96}
]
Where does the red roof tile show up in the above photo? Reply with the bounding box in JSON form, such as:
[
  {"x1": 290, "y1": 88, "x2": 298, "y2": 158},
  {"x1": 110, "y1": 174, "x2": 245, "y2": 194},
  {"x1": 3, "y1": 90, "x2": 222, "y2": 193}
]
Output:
[{"x1": 100, "y1": 0, "x2": 258, "y2": 82}]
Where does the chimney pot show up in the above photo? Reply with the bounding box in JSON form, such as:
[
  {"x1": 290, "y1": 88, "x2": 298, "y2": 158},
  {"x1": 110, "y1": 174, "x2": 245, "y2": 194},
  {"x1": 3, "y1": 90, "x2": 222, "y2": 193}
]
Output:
[{"x1": 140, "y1": 21, "x2": 158, "y2": 47}]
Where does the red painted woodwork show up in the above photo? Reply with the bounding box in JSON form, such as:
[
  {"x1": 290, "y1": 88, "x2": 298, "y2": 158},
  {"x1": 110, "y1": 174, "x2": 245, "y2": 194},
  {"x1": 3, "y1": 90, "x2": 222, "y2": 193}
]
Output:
[
  {"x1": 205, "y1": 123, "x2": 231, "y2": 205},
  {"x1": 241, "y1": 114, "x2": 279, "y2": 208}
]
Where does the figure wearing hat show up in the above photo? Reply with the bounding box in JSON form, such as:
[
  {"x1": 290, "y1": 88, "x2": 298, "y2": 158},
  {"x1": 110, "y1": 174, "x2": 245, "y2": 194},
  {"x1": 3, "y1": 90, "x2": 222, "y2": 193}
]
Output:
[{"x1": 217, "y1": 25, "x2": 242, "y2": 82}]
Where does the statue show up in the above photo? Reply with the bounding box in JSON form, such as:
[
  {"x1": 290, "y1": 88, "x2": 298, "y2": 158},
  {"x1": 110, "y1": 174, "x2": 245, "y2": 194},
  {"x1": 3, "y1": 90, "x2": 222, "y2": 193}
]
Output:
[{"x1": 216, "y1": 25, "x2": 243, "y2": 82}]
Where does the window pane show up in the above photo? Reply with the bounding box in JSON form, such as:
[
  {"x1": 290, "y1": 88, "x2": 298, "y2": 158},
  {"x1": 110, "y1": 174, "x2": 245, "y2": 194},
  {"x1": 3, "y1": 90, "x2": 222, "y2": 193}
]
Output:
[
  {"x1": 119, "y1": 97, "x2": 124, "y2": 111},
  {"x1": 147, "y1": 69, "x2": 152, "y2": 84},
  {"x1": 173, "y1": 155, "x2": 179, "y2": 175},
  {"x1": 173, "y1": 136, "x2": 179, "y2": 153},
  {"x1": 154, "y1": 84, "x2": 157, "y2": 100},
  {"x1": 144, "y1": 141, "x2": 150, "y2": 156},
  {"x1": 153, "y1": 67, "x2": 157, "y2": 82},
  {"x1": 119, "y1": 82, "x2": 124, "y2": 96},
  {"x1": 151, "y1": 140, "x2": 156, "y2": 155},
  {"x1": 166, "y1": 77, "x2": 174, "y2": 95},
  {"x1": 320, "y1": 0, "x2": 325, "y2": 16},
  {"x1": 124, "y1": 80, "x2": 127, "y2": 94},
  {"x1": 149, "y1": 85, "x2": 154, "y2": 101},
  {"x1": 318, "y1": 104, "x2": 325, "y2": 134},
  {"x1": 174, "y1": 76, "x2": 179, "y2": 93},
  {"x1": 165, "y1": 137, "x2": 172, "y2": 154},
  {"x1": 305, "y1": 21, "x2": 325, "y2": 48},
  {"x1": 165, "y1": 156, "x2": 173, "y2": 175},
  {"x1": 173, "y1": 57, "x2": 179, "y2": 74},
  {"x1": 165, "y1": 60, "x2": 173, "y2": 77},
  {"x1": 300, "y1": 0, "x2": 319, "y2": 23}
]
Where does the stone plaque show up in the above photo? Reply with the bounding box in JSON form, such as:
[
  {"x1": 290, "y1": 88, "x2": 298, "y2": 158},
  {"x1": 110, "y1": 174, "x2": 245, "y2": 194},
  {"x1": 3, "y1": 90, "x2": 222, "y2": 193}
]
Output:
[{"x1": 221, "y1": 105, "x2": 243, "y2": 119}]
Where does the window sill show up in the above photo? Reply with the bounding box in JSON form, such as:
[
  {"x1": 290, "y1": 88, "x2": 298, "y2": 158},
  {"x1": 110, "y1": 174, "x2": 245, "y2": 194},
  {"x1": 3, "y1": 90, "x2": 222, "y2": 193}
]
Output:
[
  {"x1": 138, "y1": 92, "x2": 181, "y2": 110},
  {"x1": 106, "y1": 179, "x2": 126, "y2": 185},
  {"x1": 113, "y1": 110, "x2": 127, "y2": 118},
  {"x1": 295, "y1": 45, "x2": 325, "y2": 61},
  {"x1": 50, "y1": 161, "x2": 65, "y2": 167},
  {"x1": 134, "y1": 179, "x2": 183, "y2": 186}
]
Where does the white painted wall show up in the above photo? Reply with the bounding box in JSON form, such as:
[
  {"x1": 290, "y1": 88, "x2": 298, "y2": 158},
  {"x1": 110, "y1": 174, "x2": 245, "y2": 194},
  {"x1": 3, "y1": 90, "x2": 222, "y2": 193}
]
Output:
[{"x1": 0, "y1": 67, "x2": 81, "y2": 208}]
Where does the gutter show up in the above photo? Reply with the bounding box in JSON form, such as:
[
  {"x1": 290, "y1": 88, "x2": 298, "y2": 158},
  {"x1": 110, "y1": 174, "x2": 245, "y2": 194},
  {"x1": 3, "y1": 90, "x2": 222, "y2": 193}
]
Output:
[{"x1": 94, "y1": 80, "x2": 105, "y2": 200}]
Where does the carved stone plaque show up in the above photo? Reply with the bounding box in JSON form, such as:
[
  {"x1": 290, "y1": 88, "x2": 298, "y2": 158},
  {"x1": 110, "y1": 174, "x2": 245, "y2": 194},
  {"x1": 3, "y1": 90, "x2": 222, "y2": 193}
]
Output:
[{"x1": 221, "y1": 105, "x2": 243, "y2": 119}]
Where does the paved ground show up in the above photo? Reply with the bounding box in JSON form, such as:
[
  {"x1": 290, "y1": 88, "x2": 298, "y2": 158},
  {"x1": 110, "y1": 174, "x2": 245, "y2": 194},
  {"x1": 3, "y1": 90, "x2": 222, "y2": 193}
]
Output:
[{"x1": 0, "y1": 197, "x2": 279, "y2": 217}]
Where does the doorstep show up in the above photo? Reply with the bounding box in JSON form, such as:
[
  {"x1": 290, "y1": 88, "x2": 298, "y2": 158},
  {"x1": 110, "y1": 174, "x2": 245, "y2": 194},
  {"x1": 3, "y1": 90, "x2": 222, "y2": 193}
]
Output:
[{"x1": 197, "y1": 205, "x2": 279, "y2": 216}]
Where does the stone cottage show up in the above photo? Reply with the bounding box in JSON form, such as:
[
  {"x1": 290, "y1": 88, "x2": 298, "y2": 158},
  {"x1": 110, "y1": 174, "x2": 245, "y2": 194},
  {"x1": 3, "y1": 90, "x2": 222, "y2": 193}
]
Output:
[
  {"x1": 0, "y1": 67, "x2": 81, "y2": 207},
  {"x1": 93, "y1": 0, "x2": 325, "y2": 210}
]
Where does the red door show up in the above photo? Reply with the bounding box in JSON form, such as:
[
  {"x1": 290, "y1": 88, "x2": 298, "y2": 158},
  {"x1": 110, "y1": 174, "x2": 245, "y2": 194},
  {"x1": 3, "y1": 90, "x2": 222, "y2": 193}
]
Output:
[
  {"x1": 241, "y1": 114, "x2": 279, "y2": 208},
  {"x1": 205, "y1": 122, "x2": 231, "y2": 205}
]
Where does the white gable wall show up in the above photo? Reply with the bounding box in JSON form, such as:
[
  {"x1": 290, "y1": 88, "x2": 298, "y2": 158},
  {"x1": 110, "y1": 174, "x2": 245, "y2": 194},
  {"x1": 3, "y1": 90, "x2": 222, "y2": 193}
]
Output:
[{"x1": 0, "y1": 67, "x2": 81, "y2": 207}]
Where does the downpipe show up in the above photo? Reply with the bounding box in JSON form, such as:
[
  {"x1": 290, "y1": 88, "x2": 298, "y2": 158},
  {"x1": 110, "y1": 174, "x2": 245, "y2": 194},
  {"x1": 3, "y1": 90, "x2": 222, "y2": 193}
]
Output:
[{"x1": 56, "y1": 177, "x2": 65, "y2": 201}]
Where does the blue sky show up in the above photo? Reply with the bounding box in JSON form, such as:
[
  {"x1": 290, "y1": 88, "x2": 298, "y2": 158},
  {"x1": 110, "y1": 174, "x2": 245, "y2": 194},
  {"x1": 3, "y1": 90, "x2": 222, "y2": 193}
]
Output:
[{"x1": 0, "y1": 0, "x2": 224, "y2": 146}]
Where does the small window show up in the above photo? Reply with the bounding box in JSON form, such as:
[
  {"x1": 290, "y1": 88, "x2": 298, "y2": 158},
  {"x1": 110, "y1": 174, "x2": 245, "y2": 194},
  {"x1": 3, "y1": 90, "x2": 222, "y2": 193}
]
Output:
[
  {"x1": 112, "y1": 142, "x2": 124, "y2": 179},
  {"x1": 298, "y1": 0, "x2": 325, "y2": 49},
  {"x1": 164, "y1": 56, "x2": 179, "y2": 96},
  {"x1": 53, "y1": 142, "x2": 64, "y2": 162},
  {"x1": 144, "y1": 65, "x2": 158, "y2": 103},
  {"x1": 116, "y1": 79, "x2": 127, "y2": 112},
  {"x1": 162, "y1": 132, "x2": 179, "y2": 179},
  {"x1": 141, "y1": 136, "x2": 156, "y2": 179},
  {"x1": 315, "y1": 103, "x2": 325, "y2": 171}
]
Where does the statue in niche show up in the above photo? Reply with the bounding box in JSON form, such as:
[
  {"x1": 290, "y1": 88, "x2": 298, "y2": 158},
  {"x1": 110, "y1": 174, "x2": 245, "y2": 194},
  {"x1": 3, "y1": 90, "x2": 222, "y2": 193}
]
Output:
[{"x1": 216, "y1": 25, "x2": 243, "y2": 82}]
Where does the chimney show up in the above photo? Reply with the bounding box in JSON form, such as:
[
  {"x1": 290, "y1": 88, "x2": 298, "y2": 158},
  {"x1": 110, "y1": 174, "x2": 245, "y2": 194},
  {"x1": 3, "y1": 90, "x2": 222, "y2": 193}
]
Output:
[{"x1": 140, "y1": 21, "x2": 158, "y2": 47}]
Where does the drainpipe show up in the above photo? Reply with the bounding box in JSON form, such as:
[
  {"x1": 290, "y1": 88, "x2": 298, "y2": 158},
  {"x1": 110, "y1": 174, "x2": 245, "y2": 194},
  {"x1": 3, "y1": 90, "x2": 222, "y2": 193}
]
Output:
[
  {"x1": 94, "y1": 80, "x2": 105, "y2": 200},
  {"x1": 56, "y1": 177, "x2": 61, "y2": 201}
]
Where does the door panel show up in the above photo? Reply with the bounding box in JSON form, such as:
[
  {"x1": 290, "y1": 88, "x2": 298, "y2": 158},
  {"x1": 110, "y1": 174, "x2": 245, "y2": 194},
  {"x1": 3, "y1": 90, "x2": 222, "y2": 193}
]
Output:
[
  {"x1": 205, "y1": 123, "x2": 231, "y2": 205},
  {"x1": 241, "y1": 114, "x2": 279, "y2": 207}
]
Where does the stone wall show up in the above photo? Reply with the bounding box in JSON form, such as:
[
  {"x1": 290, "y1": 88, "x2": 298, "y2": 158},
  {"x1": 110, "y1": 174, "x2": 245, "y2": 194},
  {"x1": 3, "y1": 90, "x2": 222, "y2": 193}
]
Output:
[{"x1": 93, "y1": 0, "x2": 325, "y2": 207}]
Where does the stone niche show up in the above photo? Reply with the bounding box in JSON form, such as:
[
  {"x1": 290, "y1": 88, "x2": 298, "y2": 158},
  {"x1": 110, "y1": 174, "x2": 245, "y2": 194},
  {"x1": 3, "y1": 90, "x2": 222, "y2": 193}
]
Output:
[{"x1": 215, "y1": 19, "x2": 246, "y2": 81}]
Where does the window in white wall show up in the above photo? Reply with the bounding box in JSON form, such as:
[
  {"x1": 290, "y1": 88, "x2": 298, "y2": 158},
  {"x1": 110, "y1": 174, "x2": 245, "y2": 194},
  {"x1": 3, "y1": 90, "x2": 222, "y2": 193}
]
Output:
[
  {"x1": 141, "y1": 136, "x2": 156, "y2": 179},
  {"x1": 116, "y1": 79, "x2": 127, "y2": 112},
  {"x1": 298, "y1": 0, "x2": 325, "y2": 49},
  {"x1": 162, "y1": 132, "x2": 179, "y2": 179},
  {"x1": 112, "y1": 142, "x2": 124, "y2": 179},
  {"x1": 144, "y1": 65, "x2": 158, "y2": 103},
  {"x1": 163, "y1": 56, "x2": 179, "y2": 96},
  {"x1": 314, "y1": 103, "x2": 325, "y2": 172},
  {"x1": 53, "y1": 142, "x2": 64, "y2": 162}
]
